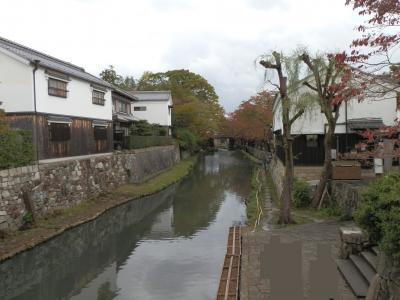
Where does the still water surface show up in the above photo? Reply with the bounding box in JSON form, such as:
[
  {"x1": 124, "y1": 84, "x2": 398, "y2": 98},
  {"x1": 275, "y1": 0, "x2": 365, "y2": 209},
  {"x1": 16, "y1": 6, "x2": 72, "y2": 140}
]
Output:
[{"x1": 0, "y1": 151, "x2": 252, "y2": 300}]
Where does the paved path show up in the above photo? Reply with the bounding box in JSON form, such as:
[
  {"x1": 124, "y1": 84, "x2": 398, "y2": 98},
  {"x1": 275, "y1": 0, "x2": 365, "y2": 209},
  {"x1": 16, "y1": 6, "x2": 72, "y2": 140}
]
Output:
[
  {"x1": 241, "y1": 221, "x2": 357, "y2": 299},
  {"x1": 240, "y1": 170, "x2": 357, "y2": 299}
]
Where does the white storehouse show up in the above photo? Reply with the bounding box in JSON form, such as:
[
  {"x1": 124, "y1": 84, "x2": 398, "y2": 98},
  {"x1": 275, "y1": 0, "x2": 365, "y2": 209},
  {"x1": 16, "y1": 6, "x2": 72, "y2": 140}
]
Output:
[
  {"x1": 0, "y1": 36, "x2": 113, "y2": 160},
  {"x1": 129, "y1": 91, "x2": 173, "y2": 130},
  {"x1": 272, "y1": 80, "x2": 400, "y2": 165}
]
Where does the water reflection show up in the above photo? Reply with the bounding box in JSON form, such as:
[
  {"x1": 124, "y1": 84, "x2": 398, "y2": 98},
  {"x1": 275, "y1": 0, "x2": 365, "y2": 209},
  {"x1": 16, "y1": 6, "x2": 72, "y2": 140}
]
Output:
[{"x1": 0, "y1": 151, "x2": 252, "y2": 300}]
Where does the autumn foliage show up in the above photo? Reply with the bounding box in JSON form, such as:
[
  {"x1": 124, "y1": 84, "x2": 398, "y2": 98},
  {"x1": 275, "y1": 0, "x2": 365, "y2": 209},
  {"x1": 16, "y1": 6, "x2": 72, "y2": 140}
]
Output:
[
  {"x1": 346, "y1": 0, "x2": 400, "y2": 79},
  {"x1": 222, "y1": 91, "x2": 274, "y2": 142}
]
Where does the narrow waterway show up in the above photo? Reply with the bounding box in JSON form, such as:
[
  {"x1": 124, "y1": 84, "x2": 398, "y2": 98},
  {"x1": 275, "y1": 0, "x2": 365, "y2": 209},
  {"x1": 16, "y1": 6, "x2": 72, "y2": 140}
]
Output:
[{"x1": 0, "y1": 151, "x2": 253, "y2": 300}]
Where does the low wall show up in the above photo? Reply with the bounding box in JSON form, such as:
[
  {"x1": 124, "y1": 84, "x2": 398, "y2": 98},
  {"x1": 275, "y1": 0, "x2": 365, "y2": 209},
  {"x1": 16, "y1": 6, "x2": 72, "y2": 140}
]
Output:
[
  {"x1": 0, "y1": 145, "x2": 180, "y2": 231},
  {"x1": 330, "y1": 181, "x2": 365, "y2": 219}
]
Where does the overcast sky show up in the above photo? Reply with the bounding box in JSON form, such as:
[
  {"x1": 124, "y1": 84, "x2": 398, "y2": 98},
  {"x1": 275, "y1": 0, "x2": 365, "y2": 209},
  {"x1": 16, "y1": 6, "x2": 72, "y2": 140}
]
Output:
[{"x1": 1, "y1": 0, "x2": 364, "y2": 112}]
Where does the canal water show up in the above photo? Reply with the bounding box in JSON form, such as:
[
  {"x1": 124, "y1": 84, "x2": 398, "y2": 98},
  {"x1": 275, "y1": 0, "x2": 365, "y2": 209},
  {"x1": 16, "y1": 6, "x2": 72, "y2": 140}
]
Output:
[{"x1": 0, "y1": 151, "x2": 253, "y2": 300}]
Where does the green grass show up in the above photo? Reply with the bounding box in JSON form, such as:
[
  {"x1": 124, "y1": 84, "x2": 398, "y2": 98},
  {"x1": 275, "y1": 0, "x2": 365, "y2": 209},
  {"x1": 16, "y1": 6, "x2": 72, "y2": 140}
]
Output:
[
  {"x1": 247, "y1": 167, "x2": 265, "y2": 227},
  {"x1": 116, "y1": 156, "x2": 198, "y2": 198}
]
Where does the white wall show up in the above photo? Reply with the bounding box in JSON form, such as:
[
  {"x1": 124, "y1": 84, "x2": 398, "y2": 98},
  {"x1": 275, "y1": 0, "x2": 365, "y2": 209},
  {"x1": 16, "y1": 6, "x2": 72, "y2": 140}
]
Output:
[
  {"x1": 35, "y1": 68, "x2": 112, "y2": 120},
  {"x1": 133, "y1": 99, "x2": 172, "y2": 126},
  {"x1": 273, "y1": 88, "x2": 398, "y2": 135},
  {"x1": 0, "y1": 50, "x2": 33, "y2": 112}
]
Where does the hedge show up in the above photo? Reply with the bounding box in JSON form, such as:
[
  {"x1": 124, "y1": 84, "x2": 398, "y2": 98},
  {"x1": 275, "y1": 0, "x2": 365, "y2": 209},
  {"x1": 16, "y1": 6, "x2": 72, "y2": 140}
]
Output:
[
  {"x1": 0, "y1": 130, "x2": 34, "y2": 170},
  {"x1": 354, "y1": 172, "x2": 400, "y2": 263},
  {"x1": 124, "y1": 135, "x2": 175, "y2": 150}
]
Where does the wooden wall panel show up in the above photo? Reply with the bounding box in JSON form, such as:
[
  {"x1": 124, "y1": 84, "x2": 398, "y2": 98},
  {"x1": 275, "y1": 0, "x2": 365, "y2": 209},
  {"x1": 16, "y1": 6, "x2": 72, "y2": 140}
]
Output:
[{"x1": 6, "y1": 113, "x2": 113, "y2": 160}]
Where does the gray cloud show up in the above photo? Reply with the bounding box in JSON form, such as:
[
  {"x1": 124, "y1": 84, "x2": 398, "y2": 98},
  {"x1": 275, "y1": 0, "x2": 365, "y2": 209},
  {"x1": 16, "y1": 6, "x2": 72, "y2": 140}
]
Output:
[{"x1": 0, "y1": 0, "x2": 364, "y2": 112}]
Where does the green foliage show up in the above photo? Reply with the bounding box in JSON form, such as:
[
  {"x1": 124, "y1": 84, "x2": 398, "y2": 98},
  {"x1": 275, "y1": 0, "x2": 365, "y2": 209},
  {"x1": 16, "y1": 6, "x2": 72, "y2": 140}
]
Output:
[
  {"x1": 247, "y1": 167, "x2": 262, "y2": 225},
  {"x1": 293, "y1": 179, "x2": 311, "y2": 208},
  {"x1": 354, "y1": 172, "x2": 400, "y2": 262},
  {"x1": 175, "y1": 128, "x2": 199, "y2": 153},
  {"x1": 130, "y1": 120, "x2": 155, "y2": 136},
  {"x1": 0, "y1": 130, "x2": 34, "y2": 170},
  {"x1": 22, "y1": 211, "x2": 34, "y2": 224},
  {"x1": 100, "y1": 65, "x2": 136, "y2": 91},
  {"x1": 137, "y1": 69, "x2": 224, "y2": 145},
  {"x1": 129, "y1": 120, "x2": 168, "y2": 137},
  {"x1": 124, "y1": 136, "x2": 175, "y2": 149}
]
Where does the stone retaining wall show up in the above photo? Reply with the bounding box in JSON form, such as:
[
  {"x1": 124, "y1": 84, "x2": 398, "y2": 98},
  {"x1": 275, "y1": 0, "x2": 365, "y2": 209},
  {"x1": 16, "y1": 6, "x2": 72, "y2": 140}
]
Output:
[
  {"x1": 268, "y1": 155, "x2": 285, "y2": 198},
  {"x1": 245, "y1": 146, "x2": 268, "y2": 162},
  {"x1": 330, "y1": 181, "x2": 365, "y2": 219},
  {"x1": 0, "y1": 145, "x2": 180, "y2": 231}
]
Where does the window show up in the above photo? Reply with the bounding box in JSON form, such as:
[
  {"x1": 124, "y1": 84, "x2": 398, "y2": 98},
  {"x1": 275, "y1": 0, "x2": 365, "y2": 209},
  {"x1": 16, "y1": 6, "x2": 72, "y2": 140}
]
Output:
[
  {"x1": 94, "y1": 126, "x2": 107, "y2": 140},
  {"x1": 92, "y1": 90, "x2": 105, "y2": 106},
  {"x1": 119, "y1": 101, "x2": 130, "y2": 113},
  {"x1": 306, "y1": 135, "x2": 318, "y2": 148},
  {"x1": 49, "y1": 123, "x2": 71, "y2": 142},
  {"x1": 48, "y1": 78, "x2": 68, "y2": 98},
  {"x1": 134, "y1": 106, "x2": 147, "y2": 111}
]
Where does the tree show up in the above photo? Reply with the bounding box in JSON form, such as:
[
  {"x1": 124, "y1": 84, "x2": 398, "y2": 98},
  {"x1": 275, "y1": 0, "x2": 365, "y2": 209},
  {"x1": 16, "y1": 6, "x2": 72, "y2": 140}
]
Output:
[
  {"x1": 223, "y1": 91, "x2": 274, "y2": 144},
  {"x1": 300, "y1": 52, "x2": 363, "y2": 207},
  {"x1": 99, "y1": 65, "x2": 136, "y2": 90},
  {"x1": 136, "y1": 69, "x2": 224, "y2": 146},
  {"x1": 259, "y1": 51, "x2": 309, "y2": 224},
  {"x1": 346, "y1": 0, "x2": 400, "y2": 80}
]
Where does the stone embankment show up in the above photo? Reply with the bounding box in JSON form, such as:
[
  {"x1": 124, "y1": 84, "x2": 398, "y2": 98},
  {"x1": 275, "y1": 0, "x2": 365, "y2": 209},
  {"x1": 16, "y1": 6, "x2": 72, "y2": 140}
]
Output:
[{"x1": 0, "y1": 145, "x2": 180, "y2": 230}]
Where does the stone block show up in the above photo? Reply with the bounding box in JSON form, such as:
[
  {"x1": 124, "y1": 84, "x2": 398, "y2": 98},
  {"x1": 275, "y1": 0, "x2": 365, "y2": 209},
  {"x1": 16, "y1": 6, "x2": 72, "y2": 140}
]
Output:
[
  {"x1": 339, "y1": 226, "x2": 368, "y2": 258},
  {"x1": 0, "y1": 169, "x2": 9, "y2": 177},
  {"x1": 2, "y1": 190, "x2": 10, "y2": 198}
]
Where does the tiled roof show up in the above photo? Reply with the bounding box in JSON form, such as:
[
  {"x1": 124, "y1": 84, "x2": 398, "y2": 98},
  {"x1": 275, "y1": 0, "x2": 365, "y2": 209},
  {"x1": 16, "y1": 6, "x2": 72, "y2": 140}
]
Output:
[
  {"x1": 129, "y1": 91, "x2": 171, "y2": 101},
  {"x1": 0, "y1": 36, "x2": 110, "y2": 88}
]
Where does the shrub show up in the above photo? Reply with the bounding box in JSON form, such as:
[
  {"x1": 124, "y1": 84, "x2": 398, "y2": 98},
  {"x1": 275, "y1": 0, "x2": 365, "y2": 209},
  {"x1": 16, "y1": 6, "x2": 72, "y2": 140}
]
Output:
[
  {"x1": 159, "y1": 127, "x2": 167, "y2": 136},
  {"x1": 0, "y1": 130, "x2": 34, "y2": 170},
  {"x1": 293, "y1": 179, "x2": 311, "y2": 208},
  {"x1": 354, "y1": 172, "x2": 400, "y2": 262},
  {"x1": 175, "y1": 128, "x2": 199, "y2": 153},
  {"x1": 130, "y1": 120, "x2": 159, "y2": 136}
]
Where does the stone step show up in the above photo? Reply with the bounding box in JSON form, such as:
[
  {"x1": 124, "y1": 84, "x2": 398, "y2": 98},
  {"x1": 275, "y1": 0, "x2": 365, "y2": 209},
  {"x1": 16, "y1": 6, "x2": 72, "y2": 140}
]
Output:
[
  {"x1": 337, "y1": 259, "x2": 368, "y2": 298},
  {"x1": 371, "y1": 246, "x2": 379, "y2": 256},
  {"x1": 350, "y1": 254, "x2": 376, "y2": 284},
  {"x1": 361, "y1": 250, "x2": 378, "y2": 272}
]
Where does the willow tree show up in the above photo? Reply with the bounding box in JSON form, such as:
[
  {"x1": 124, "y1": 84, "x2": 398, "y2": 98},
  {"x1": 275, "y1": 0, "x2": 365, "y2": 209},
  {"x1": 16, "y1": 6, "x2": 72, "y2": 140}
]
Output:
[
  {"x1": 259, "y1": 51, "x2": 314, "y2": 224},
  {"x1": 300, "y1": 52, "x2": 362, "y2": 207}
]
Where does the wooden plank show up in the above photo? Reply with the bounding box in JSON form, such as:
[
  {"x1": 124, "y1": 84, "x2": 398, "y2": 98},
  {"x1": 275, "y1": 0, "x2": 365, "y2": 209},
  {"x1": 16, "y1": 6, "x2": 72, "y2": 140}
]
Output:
[{"x1": 217, "y1": 226, "x2": 242, "y2": 300}]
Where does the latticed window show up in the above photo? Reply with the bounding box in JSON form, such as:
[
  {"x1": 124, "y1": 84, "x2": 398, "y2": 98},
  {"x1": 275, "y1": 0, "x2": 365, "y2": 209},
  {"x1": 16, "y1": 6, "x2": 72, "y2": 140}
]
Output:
[
  {"x1": 48, "y1": 78, "x2": 68, "y2": 98},
  {"x1": 49, "y1": 123, "x2": 71, "y2": 141},
  {"x1": 92, "y1": 90, "x2": 105, "y2": 106},
  {"x1": 94, "y1": 126, "x2": 107, "y2": 140}
]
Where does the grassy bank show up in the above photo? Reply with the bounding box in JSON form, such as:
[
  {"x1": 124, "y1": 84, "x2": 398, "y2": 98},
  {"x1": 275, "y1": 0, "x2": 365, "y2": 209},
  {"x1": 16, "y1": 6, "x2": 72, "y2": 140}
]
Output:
[
  {"x1": 116, "y1": 156, "x2": 197, "y2": 198},
  {"x1": 246, "y1": 167, "x2": 262, "y2": 225},
  {"x1": 0, "y1": 156, "x2": 198, "y2": 262},
  {"x1": 240, "y1": 150, "x2": 265, "y2": 228}
]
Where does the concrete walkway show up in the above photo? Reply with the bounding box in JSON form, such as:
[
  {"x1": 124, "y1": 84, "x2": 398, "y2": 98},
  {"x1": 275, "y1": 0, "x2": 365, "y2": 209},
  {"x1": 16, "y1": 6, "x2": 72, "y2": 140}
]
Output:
[
  {"x1": 240, "y1": 172, "x2": 357, "y2": 299},
  {"x1": 240, "y1": 221, "x2": 357, "y2": 299}
]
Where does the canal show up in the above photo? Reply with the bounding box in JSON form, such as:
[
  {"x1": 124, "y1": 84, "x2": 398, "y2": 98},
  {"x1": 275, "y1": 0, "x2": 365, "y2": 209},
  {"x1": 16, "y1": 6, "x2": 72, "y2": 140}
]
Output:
[{"x1": 0, "y1": 151, "x2": 253, "y2": 300}]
